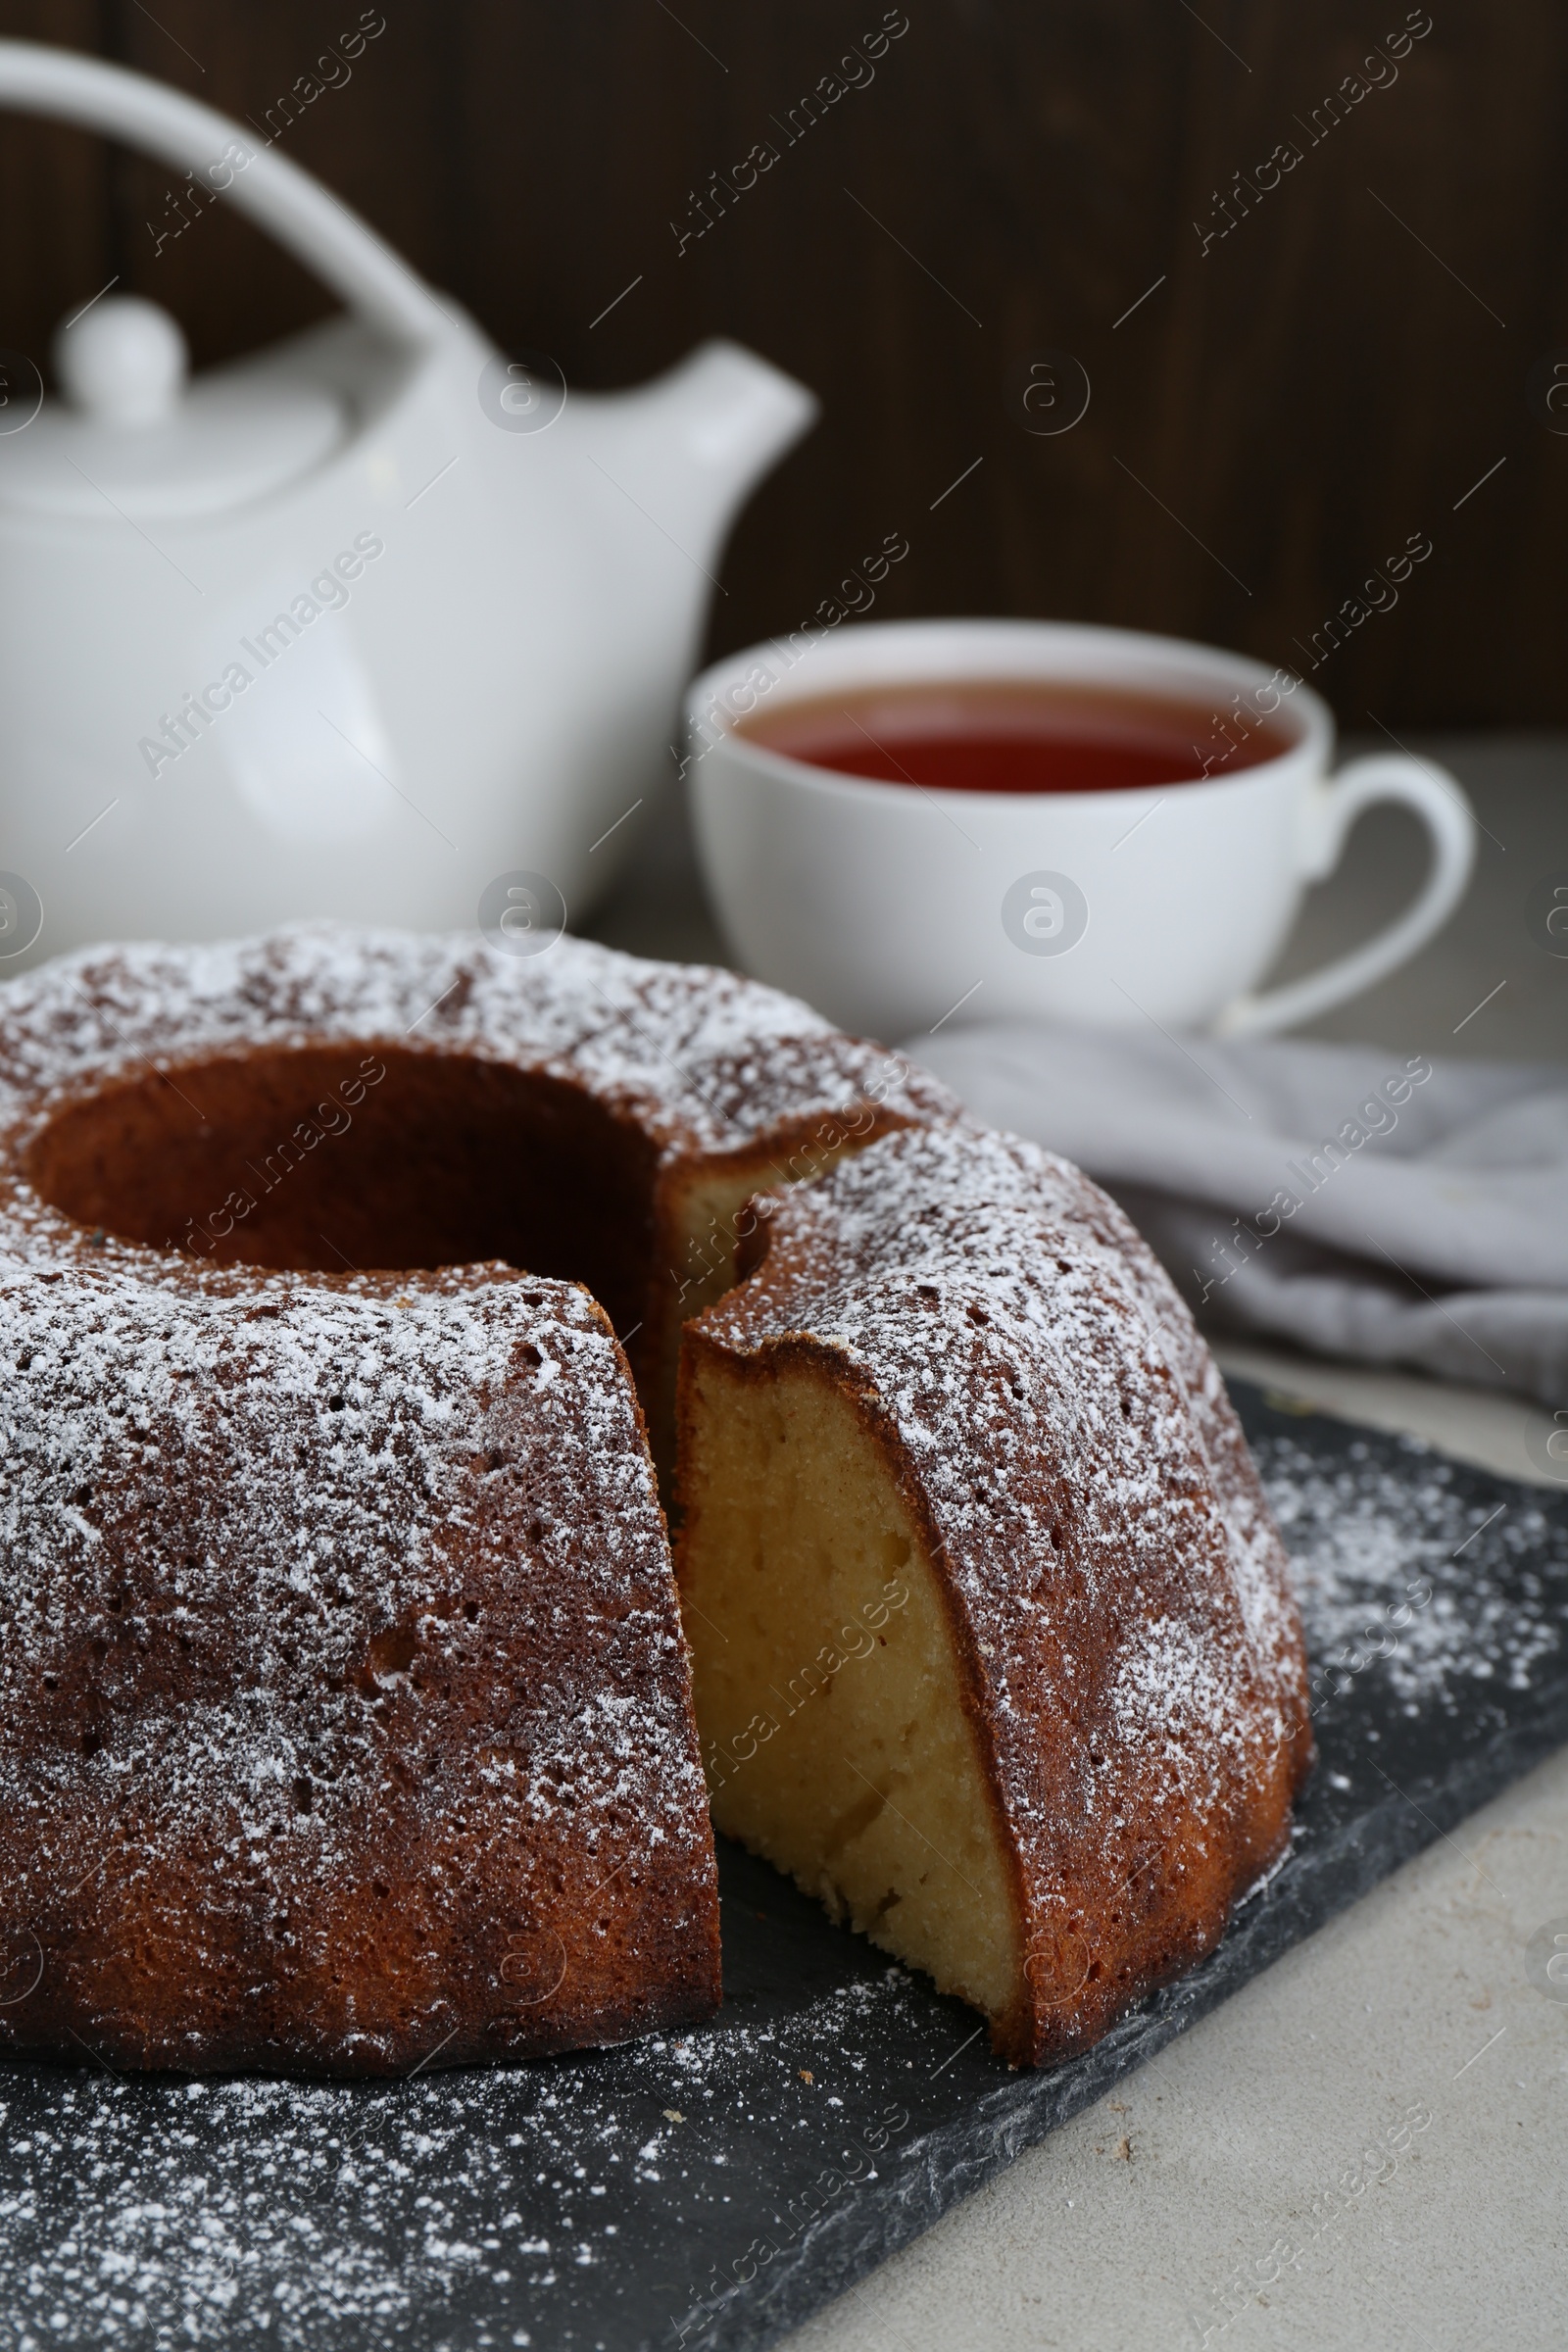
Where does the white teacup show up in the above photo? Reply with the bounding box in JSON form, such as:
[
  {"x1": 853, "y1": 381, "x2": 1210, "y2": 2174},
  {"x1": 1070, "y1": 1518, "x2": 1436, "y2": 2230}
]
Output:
[{"x1": 685, "y1": 618, "x2": 1476, "y2": 1040}]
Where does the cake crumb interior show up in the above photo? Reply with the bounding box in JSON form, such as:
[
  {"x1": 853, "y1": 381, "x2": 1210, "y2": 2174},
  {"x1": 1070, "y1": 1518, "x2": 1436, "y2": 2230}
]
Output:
[{"x1": 679, "y1": 1353, "x2": 1021, "y2": 2024}]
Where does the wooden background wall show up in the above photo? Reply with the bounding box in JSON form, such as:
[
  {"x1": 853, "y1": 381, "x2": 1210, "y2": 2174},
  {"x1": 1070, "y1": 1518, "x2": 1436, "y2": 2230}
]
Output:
[{"x1": 0, "y1": 0, "x2": 1559, "y2": 726}]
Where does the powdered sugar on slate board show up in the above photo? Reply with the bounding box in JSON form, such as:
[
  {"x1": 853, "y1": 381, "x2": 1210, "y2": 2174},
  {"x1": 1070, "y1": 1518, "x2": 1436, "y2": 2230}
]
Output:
[
  {"x1": 0, "y1": 1967, "x2": 925, "y2": 2350},
  {"x1": 1253, "y1": 1423, "x2": 1564, "y2": 1711}
]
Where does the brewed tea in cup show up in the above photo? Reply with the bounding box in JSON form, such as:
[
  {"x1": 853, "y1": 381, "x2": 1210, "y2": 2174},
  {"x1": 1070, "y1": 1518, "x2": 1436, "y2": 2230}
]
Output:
[{"x1": 687, "y1": 619, "x2": 1476, "y2": 1040}]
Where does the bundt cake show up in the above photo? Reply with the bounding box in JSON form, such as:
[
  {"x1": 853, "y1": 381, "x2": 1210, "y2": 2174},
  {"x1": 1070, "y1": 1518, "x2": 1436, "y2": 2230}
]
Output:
[
  {"x1": 676, "y1": 1121, "x2": 1313, "y2": 2067},
  {"x1": 0, "y1": 925, "x2": 1310, "y2": 2079},
  {"x1": 0, "y1": 929, "x2": 944, "y2": 2075}
]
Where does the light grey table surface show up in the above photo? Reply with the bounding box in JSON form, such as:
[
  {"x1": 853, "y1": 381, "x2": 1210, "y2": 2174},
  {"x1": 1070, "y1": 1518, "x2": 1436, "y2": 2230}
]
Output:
[{"x1": 585, "y1": 731, "x2": 1568, "y2": 2352}]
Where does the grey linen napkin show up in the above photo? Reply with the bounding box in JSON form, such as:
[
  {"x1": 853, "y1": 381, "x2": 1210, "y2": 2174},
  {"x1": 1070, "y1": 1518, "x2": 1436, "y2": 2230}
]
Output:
[{"x1": 906, "y1": 1023, "x2": 1568, "y2": 1410}]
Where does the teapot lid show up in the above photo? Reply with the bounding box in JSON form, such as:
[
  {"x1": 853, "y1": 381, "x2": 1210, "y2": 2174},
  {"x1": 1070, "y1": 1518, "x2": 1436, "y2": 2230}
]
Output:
[{"x1": 0, "y1": 294, "x2": 344, "y2": 521}]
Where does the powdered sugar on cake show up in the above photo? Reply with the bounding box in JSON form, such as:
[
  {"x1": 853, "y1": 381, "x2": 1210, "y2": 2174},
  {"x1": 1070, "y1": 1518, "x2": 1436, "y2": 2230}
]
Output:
[
  {"x1": 699, "y1": 1120, "x2": 1312, "y2": 1982},
  {"x1": 0, "y1": 1250, "x2": 712, "y2": 2070},
  {"x1": 0, "y1": 927, "x2": 943, "y2": 1179}
]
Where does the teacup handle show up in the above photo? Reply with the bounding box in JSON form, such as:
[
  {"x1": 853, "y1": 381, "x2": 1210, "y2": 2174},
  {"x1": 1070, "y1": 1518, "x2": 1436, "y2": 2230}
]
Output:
[{"x1": 1214, "y1": 754, "x2": 1477, "y2": 1038}]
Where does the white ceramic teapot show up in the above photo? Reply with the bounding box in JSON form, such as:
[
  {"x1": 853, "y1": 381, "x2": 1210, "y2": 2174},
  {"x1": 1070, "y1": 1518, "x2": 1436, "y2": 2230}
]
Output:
[{"x1": 0, "y1": 42, "x2": 816, "y2": 965}]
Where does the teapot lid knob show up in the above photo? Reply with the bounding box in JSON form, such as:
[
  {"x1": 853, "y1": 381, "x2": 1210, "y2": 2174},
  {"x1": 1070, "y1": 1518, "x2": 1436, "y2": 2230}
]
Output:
[{"x1": 54, "y1": 294, "x2": 187, "y2": 428}]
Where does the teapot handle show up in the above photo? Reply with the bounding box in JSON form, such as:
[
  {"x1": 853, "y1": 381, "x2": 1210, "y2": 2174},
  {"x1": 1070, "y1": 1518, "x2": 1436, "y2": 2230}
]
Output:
[{"x1": 0, "y1": 39, "x2": 453, "y2": 351}]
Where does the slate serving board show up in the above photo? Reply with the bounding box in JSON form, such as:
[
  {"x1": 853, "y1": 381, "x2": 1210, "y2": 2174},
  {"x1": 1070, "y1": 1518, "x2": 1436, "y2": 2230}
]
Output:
[{"x1": 4, "y1": 1381, "x2": 1567, "y2": 2352}]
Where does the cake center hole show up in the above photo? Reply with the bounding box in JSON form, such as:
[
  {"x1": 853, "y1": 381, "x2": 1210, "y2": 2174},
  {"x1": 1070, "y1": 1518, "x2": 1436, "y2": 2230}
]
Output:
[{"x1": 26, "y1": 1045, "x2": 655, "y2": 1328}]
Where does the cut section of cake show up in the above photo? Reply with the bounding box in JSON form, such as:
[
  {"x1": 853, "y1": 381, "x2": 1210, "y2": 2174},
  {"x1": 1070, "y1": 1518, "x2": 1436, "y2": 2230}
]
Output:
[{"x1": 675, "y1": 1121, "x2": 1313, "y2": 2066}]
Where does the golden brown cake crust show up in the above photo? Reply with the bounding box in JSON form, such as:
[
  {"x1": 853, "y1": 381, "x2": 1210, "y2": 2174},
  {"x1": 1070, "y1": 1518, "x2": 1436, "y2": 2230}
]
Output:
[
  {"x1": 0, "y1": 1256, "x2": 716, "y2": 2076},
  {"x1": 0, "y1": 928, "x2": 948, "y2": 2077},
  {"x1": 684, "y1": 1120, "x2": 1314, "y2": 2067}
]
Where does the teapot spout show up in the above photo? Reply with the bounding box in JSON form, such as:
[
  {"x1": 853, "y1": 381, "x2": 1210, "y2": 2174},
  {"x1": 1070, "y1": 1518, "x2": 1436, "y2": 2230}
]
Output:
[
  {"x1": 585, "y1": 338, "x2": 818, "y2": 566},
  {"x1": 653, "y1": 337, "x2": 818, "y2": 490}
]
